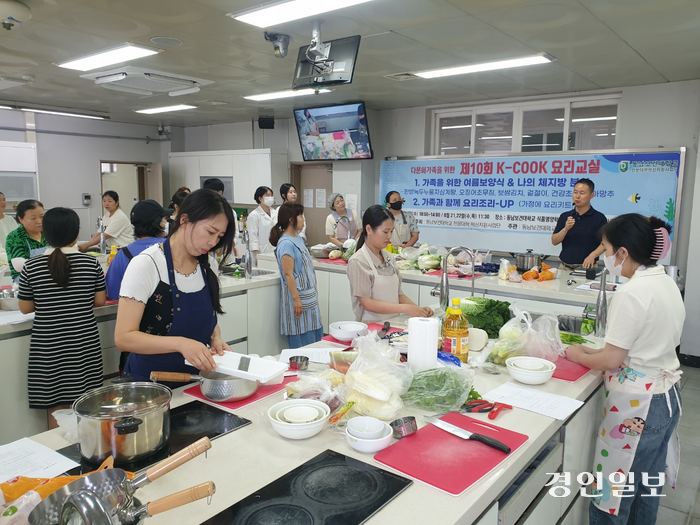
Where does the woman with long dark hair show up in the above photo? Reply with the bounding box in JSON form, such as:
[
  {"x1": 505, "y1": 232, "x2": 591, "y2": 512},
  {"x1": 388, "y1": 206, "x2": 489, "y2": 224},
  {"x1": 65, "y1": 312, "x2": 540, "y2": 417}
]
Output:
[
  {"x1": 5, "y1": 199, "x2": 47, "y2": 283},
  {"x1": 270, "y1": 202, "x2": 322, "y2": 348},
  {"x1": 18, "y1": 207, "x2": 106, "y2": 428},
  {"x1": 114, "y1": 189, "x2": 236, "y2": 383},
  {"x1": 280, "y1": 183, "x2": 306, "y2": 242},
  {"x1": 78, "y1": 190, "x2": 134, "y2": 251},
  {"x1": 346, "y1": 205, "x2": 433, "y2": 322},
  {"x1": 566, "y1": 214, "x2": 684, "y2": 523}
]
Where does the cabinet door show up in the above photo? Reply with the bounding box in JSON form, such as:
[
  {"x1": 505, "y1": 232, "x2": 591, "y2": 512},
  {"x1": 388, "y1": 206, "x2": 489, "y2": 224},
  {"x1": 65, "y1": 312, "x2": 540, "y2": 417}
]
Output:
[
  {"x1": 169, "y1": 156, "x2": 186, "y2": 191},
  {"x1": 199, "y1": 155, "x2": 233, "y2": 179},
  {"x1": 316, "y1": 270, "x2": 330, "y2": 333},
  {"x1": 328, "y1": 272, "x2": 355, "y2": 324},
  {"x1": 247, "y1": 284, "x2": 287, "y2": 356},
  {"x1": 232, "y1": 154, "x2": 254, "y2": 205},
  {"x1": 401, "y1": 282, "x2": 419, "y2": 306},
  {"x1": 219, "y1": 294, "x2": 248, "y2": 343},
  {"x1": 181, "y1": 156, "x2": 200, "y2": 192}
]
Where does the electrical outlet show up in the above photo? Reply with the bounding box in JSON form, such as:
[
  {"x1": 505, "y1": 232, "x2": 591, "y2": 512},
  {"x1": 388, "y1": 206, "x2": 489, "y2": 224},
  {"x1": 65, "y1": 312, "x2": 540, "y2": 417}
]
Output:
[{"x1": 82, "y1": 193, "x2": 91, "y2": 206}]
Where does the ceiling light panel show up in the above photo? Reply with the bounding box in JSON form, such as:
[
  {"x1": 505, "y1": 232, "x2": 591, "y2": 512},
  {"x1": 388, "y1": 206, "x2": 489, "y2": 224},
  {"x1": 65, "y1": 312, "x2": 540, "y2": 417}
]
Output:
[
  {"x1": 415, "y1": 55, "x2": 554, "y2": 80},
  {"x1": 58, "y1": 43, "x2": 160, "y2": 72},
  {"x1": 230, "y1": 0, "x2": 374, "y2": 28},
  {"x1": 135, "y1": 105, "x2": 197, "y2": 114},
  {"x1": 244, "y1": 88, "x2": 331, "y2": 101},
  {"x1": 21, "y1": 108, "x2": 105, "y2": 120}
]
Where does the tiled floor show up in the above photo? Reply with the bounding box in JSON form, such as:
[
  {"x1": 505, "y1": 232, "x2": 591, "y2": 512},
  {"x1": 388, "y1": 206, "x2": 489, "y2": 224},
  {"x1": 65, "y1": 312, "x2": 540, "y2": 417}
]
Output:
[{"x1": 659, "y1": 366, "x2": 700, "y2": 525}]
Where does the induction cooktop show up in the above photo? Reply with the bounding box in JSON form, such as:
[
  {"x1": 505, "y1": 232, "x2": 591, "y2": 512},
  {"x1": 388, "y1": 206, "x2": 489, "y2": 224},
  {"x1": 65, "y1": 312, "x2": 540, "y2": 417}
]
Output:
[
  {"x1": 201, "y1": 449, "x2": 413, "y2": 525},
  {"x1": 58, "y1": 400, "x2": 251, "y2": 475}
]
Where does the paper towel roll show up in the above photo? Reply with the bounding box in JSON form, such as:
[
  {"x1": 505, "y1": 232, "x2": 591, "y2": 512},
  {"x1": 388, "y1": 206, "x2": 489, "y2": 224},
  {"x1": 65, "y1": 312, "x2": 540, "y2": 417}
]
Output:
[{"x1": 407, "y1": 317, "x2": 439, "y2": 372}]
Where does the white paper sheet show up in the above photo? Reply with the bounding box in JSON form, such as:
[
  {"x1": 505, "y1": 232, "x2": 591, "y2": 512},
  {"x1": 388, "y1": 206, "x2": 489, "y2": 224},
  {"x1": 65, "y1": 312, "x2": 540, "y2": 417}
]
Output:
[
  {"x1": 0, "y1": 438, "x2": 79, "y2": 483},
  {"x1": 315, "y1": 188, "x2": 327, "y2": 209},
  {"x1": 303, "y1": 189, "x2": 314, "y2": 208},
  {"x1": 279, "y1": 347, "x2": 341, "y2": 365},
  {"x1": 345, "y1": 193, "x2": 358, "y2": 211},
  {"x1": 483, "y1": 382, "x2": 584, "y2": 421}
]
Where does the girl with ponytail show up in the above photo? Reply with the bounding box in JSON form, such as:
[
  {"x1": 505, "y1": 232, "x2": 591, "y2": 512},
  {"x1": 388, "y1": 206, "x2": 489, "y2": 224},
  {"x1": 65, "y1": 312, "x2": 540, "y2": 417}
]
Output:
[
  {"x1": 566, "y1": 214, "x2": 684, "y2": 522},
  {"x1": 115, "y1": 189, "x2": 236, "y2": 385},
  {"x1": 271, "y1": 202, "x2": 323, "y2": 348},
  {"x1": 18, "y1": 207, "x2": 106, "y2": 427}
]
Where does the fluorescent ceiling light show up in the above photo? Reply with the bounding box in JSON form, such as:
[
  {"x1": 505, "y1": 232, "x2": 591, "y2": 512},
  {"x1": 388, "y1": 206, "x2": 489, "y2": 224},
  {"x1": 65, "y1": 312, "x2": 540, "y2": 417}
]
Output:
[
  {"x1": 555, "y1": 116, "x2": 617, "y2": 122},
  {"x1": 135, "y1": 104, "x2": 196, "y2": 115},
  {"x1": 524, "y1": 143, "x2": 560, "y2": 147},
  {"x1": 441, "y1": 147, "x2": 458, "y2": 150},
  {"x1": 244, "y1": 88, "x2": 331, "y2": 101},
  {"x1": 415, "y1": 54, "x2": 554, "y2": 80},
  {"x1": 230, "y1": 0, "x2": 374, "y2": 28},
  {"x1": 441, "y1": 124, "x2": 484, "y2": 130},
  {"x1": 479, "y1": 135, "x2": 529, "y2": 140},
  {"x1": 596, "y1": 133, "x2": 616, "y2": 136},
  {"x1": 0, "y1": 105, "x2": 12, "y2": 110},
  {"x1": 21, "y1": 108, "x2": 105, "y2": 120},
  {"x1": 58, "y1": 43, "x2": 159, "y2": 72}
]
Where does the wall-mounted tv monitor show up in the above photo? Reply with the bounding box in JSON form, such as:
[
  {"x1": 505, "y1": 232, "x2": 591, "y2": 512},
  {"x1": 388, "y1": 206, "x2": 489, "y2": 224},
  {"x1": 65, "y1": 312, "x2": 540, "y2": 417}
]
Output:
[
  {"x1": 292, "y1": 35, "x2": 361, "y2": 90},
  {"x1": 294, "y1": 102, "x2": 373, "y2": 161}
]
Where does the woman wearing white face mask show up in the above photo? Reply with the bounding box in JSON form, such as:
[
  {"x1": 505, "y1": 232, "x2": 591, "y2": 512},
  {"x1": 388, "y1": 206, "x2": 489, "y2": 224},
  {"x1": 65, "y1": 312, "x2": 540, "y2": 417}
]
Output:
[
  {"x1": 247, "y1": 186, "x2": 278, "y2": 256},
  {"x1": 566, "y1": 214, "x2": 684, "y2": 524}
]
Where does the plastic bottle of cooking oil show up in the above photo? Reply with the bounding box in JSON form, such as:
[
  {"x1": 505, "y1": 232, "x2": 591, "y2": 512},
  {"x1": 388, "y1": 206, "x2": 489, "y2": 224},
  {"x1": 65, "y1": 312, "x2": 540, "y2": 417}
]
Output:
[
  {"x1": 106, "y1": 245, "x2": 118, "y2": 269},
  {"x1": 442, "y1": 298, "x2": 469, "y2": 363}
]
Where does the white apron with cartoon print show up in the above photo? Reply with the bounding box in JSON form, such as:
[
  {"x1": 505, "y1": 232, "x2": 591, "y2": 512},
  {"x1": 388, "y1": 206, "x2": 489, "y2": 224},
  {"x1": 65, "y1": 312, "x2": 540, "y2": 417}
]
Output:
[{"x1": 592, "y1": 365, "x2": 682, "y2": 516}]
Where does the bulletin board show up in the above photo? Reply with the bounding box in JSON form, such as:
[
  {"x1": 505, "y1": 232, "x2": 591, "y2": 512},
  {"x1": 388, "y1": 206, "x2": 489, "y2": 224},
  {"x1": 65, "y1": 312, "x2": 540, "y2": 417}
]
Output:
[{"x1": 379, "y1": 149, "x2": 685, "y2": 264}]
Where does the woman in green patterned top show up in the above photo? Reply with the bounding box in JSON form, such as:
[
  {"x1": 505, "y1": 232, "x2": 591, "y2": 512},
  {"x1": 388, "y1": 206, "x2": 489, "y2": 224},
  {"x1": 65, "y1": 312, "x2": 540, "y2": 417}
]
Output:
[{"x1": 5, "y1": 200, "x2": 48, "y2": 282}]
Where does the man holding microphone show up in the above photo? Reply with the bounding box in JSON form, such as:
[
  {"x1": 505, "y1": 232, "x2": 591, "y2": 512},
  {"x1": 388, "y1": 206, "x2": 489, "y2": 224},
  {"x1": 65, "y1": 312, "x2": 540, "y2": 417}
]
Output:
[{"x1": 551, "y1": 178, "x2": 608, "y2": 270}]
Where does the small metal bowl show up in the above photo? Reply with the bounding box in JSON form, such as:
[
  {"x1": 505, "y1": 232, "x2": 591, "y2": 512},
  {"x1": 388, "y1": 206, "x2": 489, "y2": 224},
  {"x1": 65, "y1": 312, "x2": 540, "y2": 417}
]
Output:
[
  {"x1": 390, "y1": 416, "x2": 417, "y2": 439},
  {"x1": 288, "y1": 356, "x2": 309, "y2": 371}
]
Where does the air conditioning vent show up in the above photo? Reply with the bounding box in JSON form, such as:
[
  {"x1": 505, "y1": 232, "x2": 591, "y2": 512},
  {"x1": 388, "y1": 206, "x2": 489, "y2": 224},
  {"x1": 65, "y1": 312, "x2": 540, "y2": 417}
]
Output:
[
  {"x1": 81, "y1": 66, "x2": 213, "y2": 96},
  {"x1": 383, "y1": 72, "x2": 420, "y2": 81}
]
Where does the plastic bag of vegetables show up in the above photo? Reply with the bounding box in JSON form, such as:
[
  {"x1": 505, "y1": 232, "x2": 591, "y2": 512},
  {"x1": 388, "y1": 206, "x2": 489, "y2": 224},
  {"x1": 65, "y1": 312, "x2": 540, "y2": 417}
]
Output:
[
  {"x1": 342, "y1": 239, "x2": 357, "y2": 261},
  {"x1": 402, "y1": 366, "x2": 475, "y2": 412}
]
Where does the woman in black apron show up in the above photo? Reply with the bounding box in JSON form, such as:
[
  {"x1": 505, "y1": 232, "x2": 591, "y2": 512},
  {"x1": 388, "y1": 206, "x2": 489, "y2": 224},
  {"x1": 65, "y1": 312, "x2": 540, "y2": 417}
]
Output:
[{"x1": 114, "y1": 190, "x2": 236, "y2": 384}]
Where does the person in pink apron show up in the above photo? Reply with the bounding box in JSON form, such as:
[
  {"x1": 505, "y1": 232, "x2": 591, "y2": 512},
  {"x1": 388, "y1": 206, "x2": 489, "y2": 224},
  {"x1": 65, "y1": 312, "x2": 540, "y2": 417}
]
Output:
[
  {"x1": 346, "y1": 205, "x2": 433, "y2": 323},
  {"x1": 566, "y1": 214, "x2": 684, "y2": 524},
  {"x1": 325, "y1": 193, "x2": 360, "y2": 247}
]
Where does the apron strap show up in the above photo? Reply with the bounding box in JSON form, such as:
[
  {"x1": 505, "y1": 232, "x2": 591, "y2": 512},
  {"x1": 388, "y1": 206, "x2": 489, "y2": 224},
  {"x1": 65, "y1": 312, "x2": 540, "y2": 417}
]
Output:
[
  {"x1": 661, "y1": 370, "x2": 683, "y2": 417},
  {"x1": 360, "y1": 247, "x2": 380, "y2": 279},
  {"x1": 400, "y1": 211, "x2": 407, "y2": 225}
]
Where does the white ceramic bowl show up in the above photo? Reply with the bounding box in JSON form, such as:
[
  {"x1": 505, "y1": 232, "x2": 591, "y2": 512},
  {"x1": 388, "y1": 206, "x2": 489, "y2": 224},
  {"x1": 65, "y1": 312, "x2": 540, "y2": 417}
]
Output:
[
  {"x1": 345, "y1": 423, "x2": 393, "y2": 453},
  {"x1": 275, "y1": 405, "x2": 325, "y2": 423},
  {"x1": 267, "y1": 399, "x2": 331, "y2": 439},
  {"x1": 347, "y1": 416, "x2": 385, "y2": 439},
  {"x1": 505, "y1": 357, "x2": 556, "y2": 385},
  {"x1": 281, "y1": 405, "x2": 320, "y2": 424},
  {"x1": 329, "y1": 321, "x2": 368, "y2": 342}
]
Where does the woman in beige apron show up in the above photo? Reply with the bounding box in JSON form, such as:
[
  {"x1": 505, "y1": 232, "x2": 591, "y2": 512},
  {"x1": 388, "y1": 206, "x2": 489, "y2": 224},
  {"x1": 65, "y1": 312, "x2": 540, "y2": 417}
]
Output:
[
  {"x1": 385, "y1": 191, "x2": 419, "y2": 248},
  {"x1": 566, "y1": 214, "x2": 684, "y2": 524},
  {"x1": 346, "y1": 205, "x2": 433, "y2": 323}
]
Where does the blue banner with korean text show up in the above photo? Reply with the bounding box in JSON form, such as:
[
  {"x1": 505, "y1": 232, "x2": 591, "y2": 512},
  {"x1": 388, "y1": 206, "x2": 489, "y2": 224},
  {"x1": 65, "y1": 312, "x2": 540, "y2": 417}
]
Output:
[{"x1": 379, "y1": 151, "x2": 682, "y2": 259}]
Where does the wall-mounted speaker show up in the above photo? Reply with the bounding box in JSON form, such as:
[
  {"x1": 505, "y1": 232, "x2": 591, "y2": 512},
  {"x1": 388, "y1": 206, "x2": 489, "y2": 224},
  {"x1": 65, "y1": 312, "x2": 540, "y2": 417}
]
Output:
[{"x1": 258, "y1": 116, "x2": 275, "y2": 129}]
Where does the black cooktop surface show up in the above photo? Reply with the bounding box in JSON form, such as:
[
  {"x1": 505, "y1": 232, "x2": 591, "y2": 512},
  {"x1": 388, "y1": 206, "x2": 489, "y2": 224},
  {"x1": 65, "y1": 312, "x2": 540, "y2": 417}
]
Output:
[
  {"x1": 201, "y1": 449, "x2": 412, "y2": 525},
  {"x1": 58, "y1": 401, "x2": 250, "y2": 475}
]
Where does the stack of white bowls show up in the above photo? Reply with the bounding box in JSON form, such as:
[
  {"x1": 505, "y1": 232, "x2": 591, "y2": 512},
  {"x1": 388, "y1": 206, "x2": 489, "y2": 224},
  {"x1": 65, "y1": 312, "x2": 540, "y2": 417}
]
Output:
[
  {"x1": 345, "y1": 416, "x2": 393, "y2": 453},
  {"x1": 267, "y1": 399, "x2": 331, "y2": 439},
  {"x1": 505, "y1": 356, "x2": 556, "y2": 385}
]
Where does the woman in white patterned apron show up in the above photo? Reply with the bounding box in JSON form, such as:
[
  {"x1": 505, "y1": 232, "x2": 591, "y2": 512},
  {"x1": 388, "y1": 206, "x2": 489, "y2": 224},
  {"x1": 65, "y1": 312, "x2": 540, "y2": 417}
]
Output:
[
  {"x1": 346, "y1": 205, "x2": 433, "y2": 323},
  {"x1": 566, "y1": 214, "x2": 684, "y2": 524},
  {"x1": 270, "y1": 202, "x2": 322, "y2": 348}
]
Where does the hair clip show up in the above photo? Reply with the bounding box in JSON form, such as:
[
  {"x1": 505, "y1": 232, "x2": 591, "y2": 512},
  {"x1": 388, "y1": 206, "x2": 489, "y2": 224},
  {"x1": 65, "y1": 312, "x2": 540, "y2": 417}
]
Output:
[{"x1": 651, "y1": 227, "x2": 671, "y2": 260}]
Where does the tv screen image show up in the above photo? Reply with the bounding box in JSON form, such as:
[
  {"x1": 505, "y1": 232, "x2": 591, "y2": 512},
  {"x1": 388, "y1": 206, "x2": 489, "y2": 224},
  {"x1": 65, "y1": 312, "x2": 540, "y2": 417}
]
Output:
[{"x1": 294, "y1": 102, "x2": 373, "y2": 161}]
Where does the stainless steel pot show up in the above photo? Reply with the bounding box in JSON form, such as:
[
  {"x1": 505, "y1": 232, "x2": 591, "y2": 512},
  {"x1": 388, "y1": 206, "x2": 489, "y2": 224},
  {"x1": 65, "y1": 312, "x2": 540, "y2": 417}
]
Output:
[
  {"x1": 58, "y1": 481, "x2": 215, "y2": 525},
  {"x1": 73, "y1": 383, "x2": 172, "y2": 464},
  {"x1": 29, "y1": 437, "x2": 212, "y2": 525},
  {"x1": 513, "y1": 249, "x2": 543, "y2": 272},
  {"x1": 150, "y1": 371, "x2": 259, "y2": 402}
]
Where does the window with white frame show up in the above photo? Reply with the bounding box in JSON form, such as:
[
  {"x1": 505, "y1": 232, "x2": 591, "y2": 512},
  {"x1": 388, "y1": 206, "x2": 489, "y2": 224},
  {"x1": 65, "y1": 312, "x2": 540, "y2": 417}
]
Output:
[{"x1": 433, "y1": 96, "x2": 619, "y2": 155}]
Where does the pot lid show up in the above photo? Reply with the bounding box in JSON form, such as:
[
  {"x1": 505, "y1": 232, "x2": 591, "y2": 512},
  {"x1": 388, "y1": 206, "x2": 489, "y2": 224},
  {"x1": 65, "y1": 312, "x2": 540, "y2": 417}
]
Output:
[
  {"x1": 515, "y1": 248, "x2": 544, "y2": 257},
  {"x1": 73, "y1": 382, "x2": 171, "y2": 419}
]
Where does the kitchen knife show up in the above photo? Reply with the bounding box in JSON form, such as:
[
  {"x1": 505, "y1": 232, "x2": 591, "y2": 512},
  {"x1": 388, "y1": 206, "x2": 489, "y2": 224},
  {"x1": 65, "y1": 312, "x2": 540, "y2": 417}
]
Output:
[
  {"x1": 377, "y1": 321, "x2": 391, "y2": 339},
  {"x1": 423, "y1": 416, "x2": 511, "y2": 454}
]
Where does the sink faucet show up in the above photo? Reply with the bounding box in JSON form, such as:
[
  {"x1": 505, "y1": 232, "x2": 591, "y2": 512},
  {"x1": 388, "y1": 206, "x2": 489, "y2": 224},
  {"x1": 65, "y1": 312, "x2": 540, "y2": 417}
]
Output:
[
  {"x1": 583, "y1": 268, "x2": 609, "y2": 338},
  {"x1": 430, "y1": 247, "x2": 475, "y2": 312},
  {"x1": 95, "y1": 216, "x2": 106, "y2": 254},
  {"x1": 241, "y1": 229, "x2": 253, "y2": 281}
]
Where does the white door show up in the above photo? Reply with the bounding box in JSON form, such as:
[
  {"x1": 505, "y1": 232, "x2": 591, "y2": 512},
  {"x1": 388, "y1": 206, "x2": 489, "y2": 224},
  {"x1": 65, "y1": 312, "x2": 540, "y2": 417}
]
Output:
[{"x1": 101, "y1": 163, "x2": 139, "y2": 217}]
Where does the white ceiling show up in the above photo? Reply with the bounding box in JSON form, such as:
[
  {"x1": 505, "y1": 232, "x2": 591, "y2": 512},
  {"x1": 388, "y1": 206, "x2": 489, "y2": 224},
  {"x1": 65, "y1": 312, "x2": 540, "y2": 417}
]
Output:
[{"x1": 0, "y1": 0, "x2": 697, "y2": 126}]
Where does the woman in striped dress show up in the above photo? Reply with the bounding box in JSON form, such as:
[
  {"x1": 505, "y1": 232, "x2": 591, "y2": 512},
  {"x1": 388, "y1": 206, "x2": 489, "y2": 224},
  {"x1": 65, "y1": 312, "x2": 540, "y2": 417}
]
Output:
[
  {"x1": 270, "y1": 203, "x2": 323, "y2": 348},
  {"x1": 18, "y1": 208, "x2": 106, "y2": 428}
]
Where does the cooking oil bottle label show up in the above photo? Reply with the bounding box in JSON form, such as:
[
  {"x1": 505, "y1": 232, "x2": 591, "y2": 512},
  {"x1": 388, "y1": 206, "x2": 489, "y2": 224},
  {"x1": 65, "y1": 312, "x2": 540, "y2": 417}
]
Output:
[{"x1": 444, "y1": 336, "x2": 468, "y2": 355}]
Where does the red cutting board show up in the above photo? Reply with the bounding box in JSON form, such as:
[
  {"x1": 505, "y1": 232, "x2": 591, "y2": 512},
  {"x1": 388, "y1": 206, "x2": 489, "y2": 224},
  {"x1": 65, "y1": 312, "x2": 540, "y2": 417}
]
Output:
[
  {"x1": 552, "y1": 355, "x2": 592, "y2": 383},
  {"x1": 374, "y1": 412, "x2": 528, "y2": 496},
  {"x1": 425, "y1": 270, "x2": 477, "y2": 279},
  {"x1": 322, "y1": 323, "x2": 404, "y2": 345},
  {"x1": 317, "y1": 258, "x2": 348, "y2": 265},
  {"x1": 183, "y1": 376, "x2": 296, "y2": 410}
]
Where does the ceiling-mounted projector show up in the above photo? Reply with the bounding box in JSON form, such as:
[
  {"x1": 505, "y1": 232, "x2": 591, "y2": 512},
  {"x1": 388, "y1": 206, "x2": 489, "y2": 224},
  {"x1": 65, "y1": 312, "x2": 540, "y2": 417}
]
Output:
[{"x1": 0, "y1": 0, "x2": 31, "y2": 30}]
